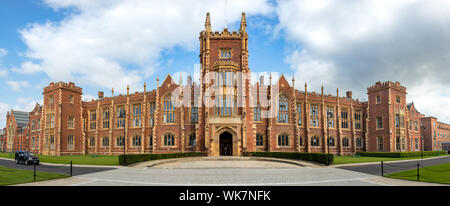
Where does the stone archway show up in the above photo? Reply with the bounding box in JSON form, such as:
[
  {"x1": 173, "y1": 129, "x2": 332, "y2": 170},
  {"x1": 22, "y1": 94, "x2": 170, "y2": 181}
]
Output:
[{"x1": 219, "y1": 131, "x2": 233, "y2": 156}]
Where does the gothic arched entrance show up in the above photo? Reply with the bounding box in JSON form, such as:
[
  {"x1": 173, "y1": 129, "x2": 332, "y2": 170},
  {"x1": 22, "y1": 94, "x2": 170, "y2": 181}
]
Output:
[{"x1": 219, "y1": 131, "x2": 233, "y2": 156}]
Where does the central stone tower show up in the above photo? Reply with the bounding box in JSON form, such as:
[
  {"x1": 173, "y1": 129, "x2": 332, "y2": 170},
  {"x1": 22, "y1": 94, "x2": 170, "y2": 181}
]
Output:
[{"x1": 198, "y1": 12, "x2": 252, "y2": 156}]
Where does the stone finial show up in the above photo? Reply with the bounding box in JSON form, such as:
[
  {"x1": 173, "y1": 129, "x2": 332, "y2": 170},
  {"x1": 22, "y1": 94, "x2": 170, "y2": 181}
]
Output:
[
  {"x1": 187, "y1": 75, "x2": 192, "y2": 85},
  {"x1": 112, "y1": 88, "x2": 114, "y2": 97},
  {"x1": 239, "y1": 12, "x2": 247, "y2": 33},
  {"x1": 321, "y1": 85, "x2": 324, "y2": 95},
  {"x1": 127, "y1": 84, "x2": 130, "y2": 96},
  {"x1": 205, "y1": 12, "x2": 212, "y2": 33}
]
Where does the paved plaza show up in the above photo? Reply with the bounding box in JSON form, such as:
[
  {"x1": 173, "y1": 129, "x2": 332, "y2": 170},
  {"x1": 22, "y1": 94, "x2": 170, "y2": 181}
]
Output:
[{"x1": 16, "y1": 157, "x2": 445, "y2": 186}]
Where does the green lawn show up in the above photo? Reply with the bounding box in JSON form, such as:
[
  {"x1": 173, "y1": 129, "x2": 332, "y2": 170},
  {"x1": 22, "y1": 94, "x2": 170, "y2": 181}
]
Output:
[
  {"x1": 0, "y1": 153, "x2": 119, "y2": 165},
  {"x1": 333, "y1": 154, "x2": 448, "y2": 165},
  {"x1": 0, "y1": 165, "x2": 69, "y2": 185},
  {"x1": 385, "y1": 162, "x2": 450, "y2": 184}
]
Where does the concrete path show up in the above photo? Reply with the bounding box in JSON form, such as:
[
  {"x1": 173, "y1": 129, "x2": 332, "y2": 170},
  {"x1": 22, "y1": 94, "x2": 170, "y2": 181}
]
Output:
[{"x1": 16, "y1": 157, "x2": 447, "y2": 186}]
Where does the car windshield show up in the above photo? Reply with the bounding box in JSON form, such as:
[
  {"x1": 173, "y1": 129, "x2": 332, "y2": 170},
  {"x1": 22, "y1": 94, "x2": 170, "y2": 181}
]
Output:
[{"x1": 25, "y1": 152, "x2": 35, "y2": 157}]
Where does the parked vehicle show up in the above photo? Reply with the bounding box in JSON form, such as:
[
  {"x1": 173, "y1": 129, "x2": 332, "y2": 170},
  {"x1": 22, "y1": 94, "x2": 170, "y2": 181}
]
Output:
[{"x1": 15, "y1": 151, "x2": 39, "y2": 165}]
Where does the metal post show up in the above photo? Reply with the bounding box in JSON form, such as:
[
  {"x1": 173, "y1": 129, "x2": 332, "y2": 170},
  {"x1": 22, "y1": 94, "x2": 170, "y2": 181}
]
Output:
[
  {"x1": 33, "y1": 162, "x2": 36, "y2": 181},
  {"x1": 70, "y1": 161, "x2": 73, "y2": 177},
  {"x1": 417, "y1": 163, "x2": 420, "y2": 181},
  {"x1": 381, "y1": 161, "x2": 384, "y2": 176},
  {"x1": 123, "y1": 108, "x2": 127, "y2": 166}
]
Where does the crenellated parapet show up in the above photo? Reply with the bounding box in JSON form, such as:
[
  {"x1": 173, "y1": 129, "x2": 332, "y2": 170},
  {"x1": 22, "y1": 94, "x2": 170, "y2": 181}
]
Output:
[
  {"x1": 367, "y1": 81, "x2": 407, "y2": 94},
  {"x1": 44, "y1": 81, "x2": 82, "y2": 94}
]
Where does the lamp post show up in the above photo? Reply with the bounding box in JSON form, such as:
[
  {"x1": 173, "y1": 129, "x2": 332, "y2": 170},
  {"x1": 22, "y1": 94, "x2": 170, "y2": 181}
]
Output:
[
  {"x1": 326, "y1": 111, "x2": 332, "y2": 166},
  {"x1": 17, "y1": 127, "x2": 22, "y2": 152},
  {"x1": 420, "y1": 124, "x2": 425, "y2": 159},
  {"x1": 120, "y1": 108, "x2": 127, "y2": 165}
]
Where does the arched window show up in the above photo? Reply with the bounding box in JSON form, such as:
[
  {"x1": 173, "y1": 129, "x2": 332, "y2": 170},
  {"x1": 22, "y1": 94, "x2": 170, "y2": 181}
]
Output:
[
  {"x1": 256, "y1": 133, "x2": 264, "y2": 146},
  {"x1": 278, "y1": 133, "x2": 289, "y2": 146},
  {"x1": 102, "y1": 137, "x2": 109, "y2": 147},
  {"x1": 132, "y1": 135, "x2": 141, "y2": 146},
  {"x1": 343, "y1": 137, "x2": 350, "y2": 147},
  {"x1": 188, "y1": 133, "x2": 196, "y2": 147},
  {"x1": 116, "y1": 136, "x2": 124, "y2": 147},
  {"x1": 311, "y1": 136, "x2": 320, "y2": 147},
  {"x1": 89, "y1": 137, "x2": 95, "y2": 147},
  {"x1": 356, "y1": 137, "x2": 363, "y2": 148},
  {"x1": 163, "y1": 95, "x2": 175, "y2": 123},
  {"x1": 327, "y1": 137, "x2": 335, "y2": 147},
  {"x1": 164, "y1": 133, "x2": 175, "y2": 146},
  {"x1": 278, "y1": 95, "x2": 289, "y2": 123}
]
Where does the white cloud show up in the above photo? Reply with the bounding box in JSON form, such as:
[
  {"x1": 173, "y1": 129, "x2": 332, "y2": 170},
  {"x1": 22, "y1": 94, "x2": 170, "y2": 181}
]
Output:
[
  {"x1": 13, "y1": 97, "x2": 42, "y2": 112},
  {"x1": 6, "y1": 81, "x2": 30, "y2": 92},
  {"x1": 0, "y1": 48, "x2": 7, "y2": 77},
  {"x1": 16, "y1": 0, "x2": 273, "y2": 93},
  {"x1": 11, "y1": 61, "x2": 42, "y2": 74},
  {"x1": 0, "y1": 102, "x2": 9, "y2": 128},
  {"x1": 277, "y1": 0, "x2": 450, "y2": 123},
  {"x1": 82, "y1": 94, "x2": 96, "y2": 102}
]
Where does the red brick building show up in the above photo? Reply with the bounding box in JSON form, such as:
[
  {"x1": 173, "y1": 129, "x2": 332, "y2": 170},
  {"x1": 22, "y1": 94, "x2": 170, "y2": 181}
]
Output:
[
  {"x1": 3, "y1": 13, "x2": 449, "y2": 155},
  {"x1": 421, "y1": 117, "x2": 450, "y2": 151},
  {"x1": 4, "y1": 110, "x2": 29, "y2": 152}
]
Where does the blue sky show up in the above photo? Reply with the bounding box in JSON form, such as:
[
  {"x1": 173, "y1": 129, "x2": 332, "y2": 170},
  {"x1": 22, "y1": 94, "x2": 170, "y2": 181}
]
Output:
[{"x1": 1, "y1": 0, "x2": 450, "y2": 128}]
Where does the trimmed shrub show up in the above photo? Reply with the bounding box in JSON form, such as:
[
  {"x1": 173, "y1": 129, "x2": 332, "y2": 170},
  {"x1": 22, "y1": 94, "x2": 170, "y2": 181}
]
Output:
[
  {"x1": 356, "y1": 151, "x2": 446, "y2": 158},
  {"x1": 243, "y1": 152, "x2": 334, "y2": 165},
  {"x1": 119, "y1": 152, "x2": 206, "y2": 166}
]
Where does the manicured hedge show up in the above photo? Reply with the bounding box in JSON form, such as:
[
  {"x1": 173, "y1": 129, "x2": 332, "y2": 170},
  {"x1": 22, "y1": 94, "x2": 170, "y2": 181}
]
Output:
[
  {"x1": 356, "y1": 151, "x2": 446, "y2": 158},
  {"x1": 243, "y1": 152, "x2": 334, "y2": 165},
  {"x1": 119, "y1": 152, "x2": 206, "y2": 166}
]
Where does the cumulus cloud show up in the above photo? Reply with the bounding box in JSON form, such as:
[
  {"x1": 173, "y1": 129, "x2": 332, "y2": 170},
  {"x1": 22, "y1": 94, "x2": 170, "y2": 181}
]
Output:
[
  {"x1": 276, "y1": 0, "x2": 450, "y2": 122},
  {"x1": 15, "y1": 0, "x2": 273, "y2": 93},
  {"x1": 6, "y1": 81, "x2": 30, "y2": 92}
]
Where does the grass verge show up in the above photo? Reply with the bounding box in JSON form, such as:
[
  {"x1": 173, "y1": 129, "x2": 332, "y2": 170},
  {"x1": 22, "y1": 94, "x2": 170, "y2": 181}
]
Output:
[
  {"x1": 333, "y1": 154, "x2": 448, "y2": 165},
  {"x1": 385, "y1": 162, "x2": 450, "y2": 184},
  {"x1": 0, "y1": 153, "x2": 119, "y2": 166},
  {"x1": 0, "y1": 165, "x2": 69, "y2": 185}
]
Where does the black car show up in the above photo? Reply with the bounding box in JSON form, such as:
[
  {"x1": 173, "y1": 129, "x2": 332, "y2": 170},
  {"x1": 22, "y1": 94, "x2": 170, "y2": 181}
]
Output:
[{"x1": 15, "y1": 151, "x2": 39, "y2": 165}]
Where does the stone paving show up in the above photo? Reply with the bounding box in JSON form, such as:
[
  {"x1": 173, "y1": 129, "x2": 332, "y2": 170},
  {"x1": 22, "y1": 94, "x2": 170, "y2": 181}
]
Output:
[{"x1": 16, "y1": 157, "x2": 446, "y2": 186}]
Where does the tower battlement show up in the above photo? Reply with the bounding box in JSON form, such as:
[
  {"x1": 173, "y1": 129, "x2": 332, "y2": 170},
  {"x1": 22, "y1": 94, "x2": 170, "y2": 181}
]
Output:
[
  {"x1": 43, "y1": 81, "x2": 82, "y2": 94},
  {"x1": 367, "y1": 81, "x2": 406, "y2": 93}
]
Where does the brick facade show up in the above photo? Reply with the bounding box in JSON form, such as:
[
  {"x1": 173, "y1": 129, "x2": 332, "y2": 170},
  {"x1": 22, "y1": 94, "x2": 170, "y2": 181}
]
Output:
[{"x1": 3, "y1": 12, "x2": 449, "y2": 155}]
